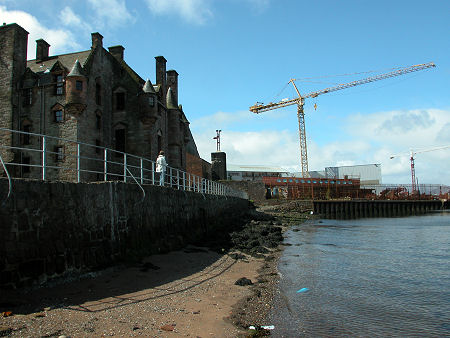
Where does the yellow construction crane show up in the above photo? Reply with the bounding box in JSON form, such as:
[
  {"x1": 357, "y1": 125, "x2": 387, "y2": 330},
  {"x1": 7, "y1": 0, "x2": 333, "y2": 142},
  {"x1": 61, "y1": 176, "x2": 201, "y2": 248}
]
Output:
[{"x1": 250, "y1": 62, "x2": 436, "y2": 177}]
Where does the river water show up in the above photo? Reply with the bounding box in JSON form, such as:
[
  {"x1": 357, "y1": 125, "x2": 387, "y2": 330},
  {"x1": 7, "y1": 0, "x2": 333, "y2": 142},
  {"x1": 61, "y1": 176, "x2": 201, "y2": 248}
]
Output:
[{"x1": 269, "y1": 211, "x2": 450, "y2": 337}]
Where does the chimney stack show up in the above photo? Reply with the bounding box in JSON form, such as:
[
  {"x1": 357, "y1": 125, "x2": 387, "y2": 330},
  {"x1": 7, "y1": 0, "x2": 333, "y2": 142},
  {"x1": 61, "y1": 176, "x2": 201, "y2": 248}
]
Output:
[
  {"x1": 108, "y1": 45, "x2": 124, "y2": 61},
  {"x1": 91, "y1": 32, "x2": 103, "y2": 49},
  {"x1": 36, "y1": 39, "x2": 50, "y2": 61},
  {"x1": 155, "y1": 56, "x2": 167, "y2": 97}
]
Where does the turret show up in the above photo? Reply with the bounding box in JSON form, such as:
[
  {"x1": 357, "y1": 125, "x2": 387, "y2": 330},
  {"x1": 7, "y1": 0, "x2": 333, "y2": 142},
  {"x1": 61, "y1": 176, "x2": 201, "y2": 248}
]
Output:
[
  {"x1": 139, "y1": 79, "x2": 158, "y2": 124},
  {"x1": 65, "y1": 60, "x2": 87, "y2": 111}
]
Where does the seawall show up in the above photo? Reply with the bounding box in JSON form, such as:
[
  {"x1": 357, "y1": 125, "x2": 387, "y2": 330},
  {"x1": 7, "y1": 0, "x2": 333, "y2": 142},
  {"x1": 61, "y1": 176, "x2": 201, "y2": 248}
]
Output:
[
  {"x1": 313, "y1": 200, "x2": 445, "y2": 219},
  {"x1": 0, "y1": 179, "x2": 250, "y2": 289}
]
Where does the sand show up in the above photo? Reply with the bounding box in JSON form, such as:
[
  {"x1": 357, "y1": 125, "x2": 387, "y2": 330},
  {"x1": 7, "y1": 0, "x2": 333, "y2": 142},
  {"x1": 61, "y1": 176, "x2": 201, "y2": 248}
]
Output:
[{"x1": 0, "y1": 247, "x2": 279, "y2": 337}]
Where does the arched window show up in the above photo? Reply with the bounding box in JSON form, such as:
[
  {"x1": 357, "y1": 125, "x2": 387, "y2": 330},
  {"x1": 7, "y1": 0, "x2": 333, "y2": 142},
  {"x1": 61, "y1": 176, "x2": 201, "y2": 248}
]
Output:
[
  {"x1": 21, "y1": 120, "x2": 32, "y2": 145},
  {"x1": 95, "y1": 79, "x2": 102, "y2": 105},
  {"x1": 114, "y1": 123, "x2": 127, "y2": 156}
]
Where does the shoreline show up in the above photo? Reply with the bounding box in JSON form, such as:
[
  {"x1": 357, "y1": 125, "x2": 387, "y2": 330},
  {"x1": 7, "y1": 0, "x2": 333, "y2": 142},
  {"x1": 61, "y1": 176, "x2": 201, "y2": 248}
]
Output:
[{"x1": 0, "y1": 203, "x2": 309, "y2": 337}]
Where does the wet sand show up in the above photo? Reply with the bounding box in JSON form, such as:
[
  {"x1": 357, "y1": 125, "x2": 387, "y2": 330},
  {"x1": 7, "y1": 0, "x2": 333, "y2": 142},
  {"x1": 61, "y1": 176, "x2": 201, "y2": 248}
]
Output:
[{"x1": 0, "y1": 247, "x2": 279, "y2": 337}]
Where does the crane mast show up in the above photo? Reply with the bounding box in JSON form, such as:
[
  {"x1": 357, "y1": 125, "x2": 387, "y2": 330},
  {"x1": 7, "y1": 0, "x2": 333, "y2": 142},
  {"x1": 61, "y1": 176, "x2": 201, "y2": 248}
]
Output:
[{"x1": 250, "y1": 62, "x2": 436, "y2": 177}]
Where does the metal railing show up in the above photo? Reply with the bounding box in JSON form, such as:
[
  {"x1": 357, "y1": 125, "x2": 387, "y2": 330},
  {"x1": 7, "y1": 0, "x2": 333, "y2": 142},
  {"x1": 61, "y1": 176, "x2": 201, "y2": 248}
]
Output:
[{"x1": 0, "y1": 128, "x2": 247, "y2": 199}]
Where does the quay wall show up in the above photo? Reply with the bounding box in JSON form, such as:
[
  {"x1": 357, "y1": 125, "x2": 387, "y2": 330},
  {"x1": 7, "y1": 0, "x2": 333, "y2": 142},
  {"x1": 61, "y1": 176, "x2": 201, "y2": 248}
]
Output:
[
  {"x1": 313, "y1": 200, "x2": 445, "y2": 219},
  {"x1": 0, "y1": 179, "x2": 250, "y2": 289}
]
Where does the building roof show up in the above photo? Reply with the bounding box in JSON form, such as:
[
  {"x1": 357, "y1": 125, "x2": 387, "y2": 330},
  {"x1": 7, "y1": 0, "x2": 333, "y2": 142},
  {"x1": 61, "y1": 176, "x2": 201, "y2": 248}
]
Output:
[
  {"x1": 227, "y1": 164, "x2": 288, "y2": 173},
  {"x1": 27, "y1": 50, "x2": 92, "y2": 73},
  {"x1": 143, "y1": 79, "x2": 155, "y2": 93},
  {"x1": 166, "y1": 87, "x2": 177, "y2": 109},
  {"x1": 67, "y1": 59, "x2": 84, "y2": 77}
]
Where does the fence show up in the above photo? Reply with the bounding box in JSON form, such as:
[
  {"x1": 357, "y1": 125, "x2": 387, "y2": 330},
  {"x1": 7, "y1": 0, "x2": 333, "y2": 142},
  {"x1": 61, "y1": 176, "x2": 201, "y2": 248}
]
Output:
[{"x1": 0, "y1": 128, "x2": 247, "y2": 199}]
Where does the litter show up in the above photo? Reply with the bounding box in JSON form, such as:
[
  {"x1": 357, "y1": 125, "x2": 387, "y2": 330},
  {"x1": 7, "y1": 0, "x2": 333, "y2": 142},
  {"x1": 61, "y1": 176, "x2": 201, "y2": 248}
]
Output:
[
  {"x1": 249, "y1": 325, "x2": 275, "y2": 330},
  {"x1": 296, "y1": 287, "x2": 309, "y2": 293}
]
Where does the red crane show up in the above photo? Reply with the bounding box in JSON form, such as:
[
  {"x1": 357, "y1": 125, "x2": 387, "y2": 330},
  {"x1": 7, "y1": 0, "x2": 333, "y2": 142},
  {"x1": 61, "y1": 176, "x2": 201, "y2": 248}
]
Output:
[{"x1": 390, "y1": 145, "x2": 450, "y2": 193}]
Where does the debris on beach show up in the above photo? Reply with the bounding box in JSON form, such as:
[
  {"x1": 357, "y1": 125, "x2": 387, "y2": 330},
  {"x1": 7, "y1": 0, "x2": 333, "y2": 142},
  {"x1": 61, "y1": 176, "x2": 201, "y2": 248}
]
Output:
[
  {"x1": 296, "y1": 287, "x2": 309, "y2": 293},
  {"x1": 235, "y1": 277, "x2": 253, "y2": 286},
  {"x1": 161, "y1": 324, "x2": 176, "y2": 331}
]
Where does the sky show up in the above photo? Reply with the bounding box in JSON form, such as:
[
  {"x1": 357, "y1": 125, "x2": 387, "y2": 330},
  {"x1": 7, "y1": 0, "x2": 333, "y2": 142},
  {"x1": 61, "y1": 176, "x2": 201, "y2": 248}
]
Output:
[{"x1": 1, "y1": 0, "x2": 449, "y2": 184}]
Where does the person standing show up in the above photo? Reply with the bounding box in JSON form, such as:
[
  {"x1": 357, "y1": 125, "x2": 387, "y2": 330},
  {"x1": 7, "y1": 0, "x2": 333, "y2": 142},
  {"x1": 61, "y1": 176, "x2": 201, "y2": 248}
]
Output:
[{"x1": 156, "y1": 150, "x2": 167, "y2": 186}]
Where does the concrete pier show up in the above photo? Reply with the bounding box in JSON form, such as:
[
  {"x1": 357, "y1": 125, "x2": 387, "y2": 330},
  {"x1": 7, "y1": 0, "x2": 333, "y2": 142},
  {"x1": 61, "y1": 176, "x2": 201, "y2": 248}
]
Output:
[{"x1": 313, "y1": 200, "x2": 445, "y2": 219}]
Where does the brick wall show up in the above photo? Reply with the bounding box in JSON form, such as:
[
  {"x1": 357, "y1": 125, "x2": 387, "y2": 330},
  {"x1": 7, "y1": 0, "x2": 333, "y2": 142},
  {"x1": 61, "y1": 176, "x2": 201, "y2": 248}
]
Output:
[
  {"x1": 186, "y1": 152, "x2": 211, "y2": 179},
  {"x1": 0, "y1": 179, "x2": 249, "y2": 289}
]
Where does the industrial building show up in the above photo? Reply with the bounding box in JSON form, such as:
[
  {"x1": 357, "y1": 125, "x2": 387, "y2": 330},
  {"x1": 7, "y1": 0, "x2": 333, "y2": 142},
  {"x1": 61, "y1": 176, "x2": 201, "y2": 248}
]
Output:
[
  {"x1": 292, "y1": 164, "x2": 382, "y2": 185},
  {"x1": 227, "y1": 164, "x2": 288, "y2": 181}
]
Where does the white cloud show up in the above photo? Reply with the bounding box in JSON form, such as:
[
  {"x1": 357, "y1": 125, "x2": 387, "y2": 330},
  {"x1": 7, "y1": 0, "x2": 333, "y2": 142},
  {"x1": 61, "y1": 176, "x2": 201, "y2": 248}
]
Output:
[
  {"x1": 60, "y1": 6, "x2": 93, "y2": 33},
  {"x1": 145, "y1": 0, "x2": 213, "y2": 25},
  {"x1": 0, "y1": 6, "x2": 80, "y2": 59},
  {"x1": 87, "y1": 0, "x2": 134, "y2": 28},
  {"x1": 244, "y1": 0, "x2": 270, "y2": 13}
]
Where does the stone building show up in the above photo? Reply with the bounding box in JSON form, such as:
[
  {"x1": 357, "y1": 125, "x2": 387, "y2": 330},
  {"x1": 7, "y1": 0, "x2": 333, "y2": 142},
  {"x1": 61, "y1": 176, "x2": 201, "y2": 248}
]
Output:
[{"x1": 0, "y1": 23, "x2": 201, "y2": 181}]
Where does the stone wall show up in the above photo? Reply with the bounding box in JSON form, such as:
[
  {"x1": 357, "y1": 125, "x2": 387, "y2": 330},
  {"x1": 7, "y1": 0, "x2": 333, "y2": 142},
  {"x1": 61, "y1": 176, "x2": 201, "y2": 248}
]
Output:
[
  {"x1": 0, "y1": 178, "x2": 250, "y2": 289},
  {"x1": 222, "y1": 180, "x2": 267, "y2": 204}
]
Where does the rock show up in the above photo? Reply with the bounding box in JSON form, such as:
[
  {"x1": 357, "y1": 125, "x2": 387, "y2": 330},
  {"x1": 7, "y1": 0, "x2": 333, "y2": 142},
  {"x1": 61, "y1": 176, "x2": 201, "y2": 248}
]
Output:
[
  {"x1": 0, "y1": 326, "x2": 12, "y2": 336},
  {"x1": 161, "y1": 324, "x2": 175, "y2": 331},
  {"x1": 235, "y1": 277, "x2": 253, "y2": 286}
]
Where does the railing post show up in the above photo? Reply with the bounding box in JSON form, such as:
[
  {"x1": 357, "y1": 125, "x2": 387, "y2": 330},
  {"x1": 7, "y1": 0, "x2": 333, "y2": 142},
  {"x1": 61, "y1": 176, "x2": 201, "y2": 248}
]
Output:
[
  {"x1": 170, "y1": 167, "x2": 173, "y2": 188},
  {"x1": 42, "y1": 135, "x2": 46, "y2": 180},
  {"x1": 123, "y1": 153, "x2": 127, "y2": 182},
  {"x1": 177, "y1": 170, "x2": 180, "y2": 190},
  {"x1": 140, "y1": 158, "x2": 143, "y2": 185},
  {"x1": 183, "y1": 172, "x2": 186, "y2": 191},
  {"x1": 152, "y1": 162, "x2": 155, "y2": 185},
  {"x1": 77, "y1": 143, "x2": 81, "y2": 183},
  {"x1": 104, "y1": 148, "x2": 108, "y2": 181}
]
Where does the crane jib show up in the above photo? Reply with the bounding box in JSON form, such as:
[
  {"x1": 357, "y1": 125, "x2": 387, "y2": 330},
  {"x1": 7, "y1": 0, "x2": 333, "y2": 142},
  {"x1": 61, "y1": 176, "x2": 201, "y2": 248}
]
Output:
[
  {"x1": 249, "y1": 62, "x2": 436, "y2": 178},
  {"x1": 250, "y1": 62, "x2": 435, "y2": 113}
]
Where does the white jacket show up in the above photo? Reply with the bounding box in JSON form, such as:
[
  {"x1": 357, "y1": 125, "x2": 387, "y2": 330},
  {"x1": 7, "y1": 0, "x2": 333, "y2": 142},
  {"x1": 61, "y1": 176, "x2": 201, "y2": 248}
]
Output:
[{"x1": 156, "y1": 155, "x2": 167, "y2": 172}]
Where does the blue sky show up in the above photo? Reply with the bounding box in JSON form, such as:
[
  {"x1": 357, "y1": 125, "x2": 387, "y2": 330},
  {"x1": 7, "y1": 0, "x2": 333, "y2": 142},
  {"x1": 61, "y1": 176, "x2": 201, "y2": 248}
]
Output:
[{"x1": 1, "y1": 0, "x2": 449, "y2": 184}]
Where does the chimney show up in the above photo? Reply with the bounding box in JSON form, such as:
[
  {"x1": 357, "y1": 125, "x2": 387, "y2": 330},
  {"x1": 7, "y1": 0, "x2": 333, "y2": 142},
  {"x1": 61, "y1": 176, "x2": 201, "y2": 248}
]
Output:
[
  {"x1": 166, "y1": 69, "x2": 178, "y2": 107},
  {"x1": 91, "y1": 32, "x2": 103, "y2": 49},
  {"x1": 36, "y1": 39, "x2": 50, "y2": 61},
  {"x1": 155, "y1": 55, "x2": 167, "y2": 91},
  {"x1": 108, "y1": 45, "x2": 124, "y2": 61}
]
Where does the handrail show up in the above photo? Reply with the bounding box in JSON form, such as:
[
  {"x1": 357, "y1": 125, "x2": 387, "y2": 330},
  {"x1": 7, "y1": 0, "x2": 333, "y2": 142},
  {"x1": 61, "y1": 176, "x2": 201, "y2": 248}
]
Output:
[{"x1": 0, "y1": 127, "x2": 247, "y2": 199}]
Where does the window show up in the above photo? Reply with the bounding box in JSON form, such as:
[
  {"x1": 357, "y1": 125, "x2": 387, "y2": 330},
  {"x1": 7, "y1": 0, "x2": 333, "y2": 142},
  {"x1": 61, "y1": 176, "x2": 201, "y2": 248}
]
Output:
[
  {"x1": 331, "y1": 181, "x2": 335, "y2": 184},
  {"x1": 157, "y1": 134, "x2": 162, "y2": 153},
  {"x1": 115, "y1": 128, "x2": 125, "y2": 154},
  {"x1": 283, "y1": 179, "x2": 287, "y2": 183},
  {"x1": 55, "y1": 146, "x2": 64, "y2": 162},
  {"x1": 96, "y1": 113, "x2": 101, "y2": 130},
  {"x1": 55, "y1": 74, "x2": 64, "y2": 95},
  {"x1": 348, "y1": 181, "x2": 353, "y2": 185},
  {"x1": 301, "y1": 180, "x2": 305, "y2": 183},
  {"x1": 324, "y1": 180, "x2": 328, "y2": 183},
  {"x1": 22, "y1": 124, "x2": 31, "y2": 145},
  {"x1": 54, "y1": 110, "x2": 63, "y2": 122},
  {"x1": 148, "y1": 96, "x2": 155, "y2": 106},
  {"x1": 289, "y1": 179, "x2": 293, "y2": 183},
  {"x1": 22, "y1": 156, "x2": 30, "y2": 174},
  {"x1": 96, "y1": 83, "x2": 102, "y2": 105},
  {"x1": 277, "y1": 179, "x2": 281, "y2": 183},
  {"x1": 23, "y1": 88, "x2": 32, "y2": 106},
  {"x1": 76, "y1": 80, "x2": 83, "y2": 91},
  {"x1": 116, "y1": 92, "x2": 125, "y2": 110},
  {"x1": 307, "y1": 180, "x2": 311, "y2": 183}
]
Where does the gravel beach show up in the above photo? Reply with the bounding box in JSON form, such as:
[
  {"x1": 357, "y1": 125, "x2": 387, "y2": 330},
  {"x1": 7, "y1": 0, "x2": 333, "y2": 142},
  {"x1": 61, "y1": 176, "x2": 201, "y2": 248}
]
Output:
[{"x1": 0, "y1": 207, "x2": 293, "y2": 337}]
